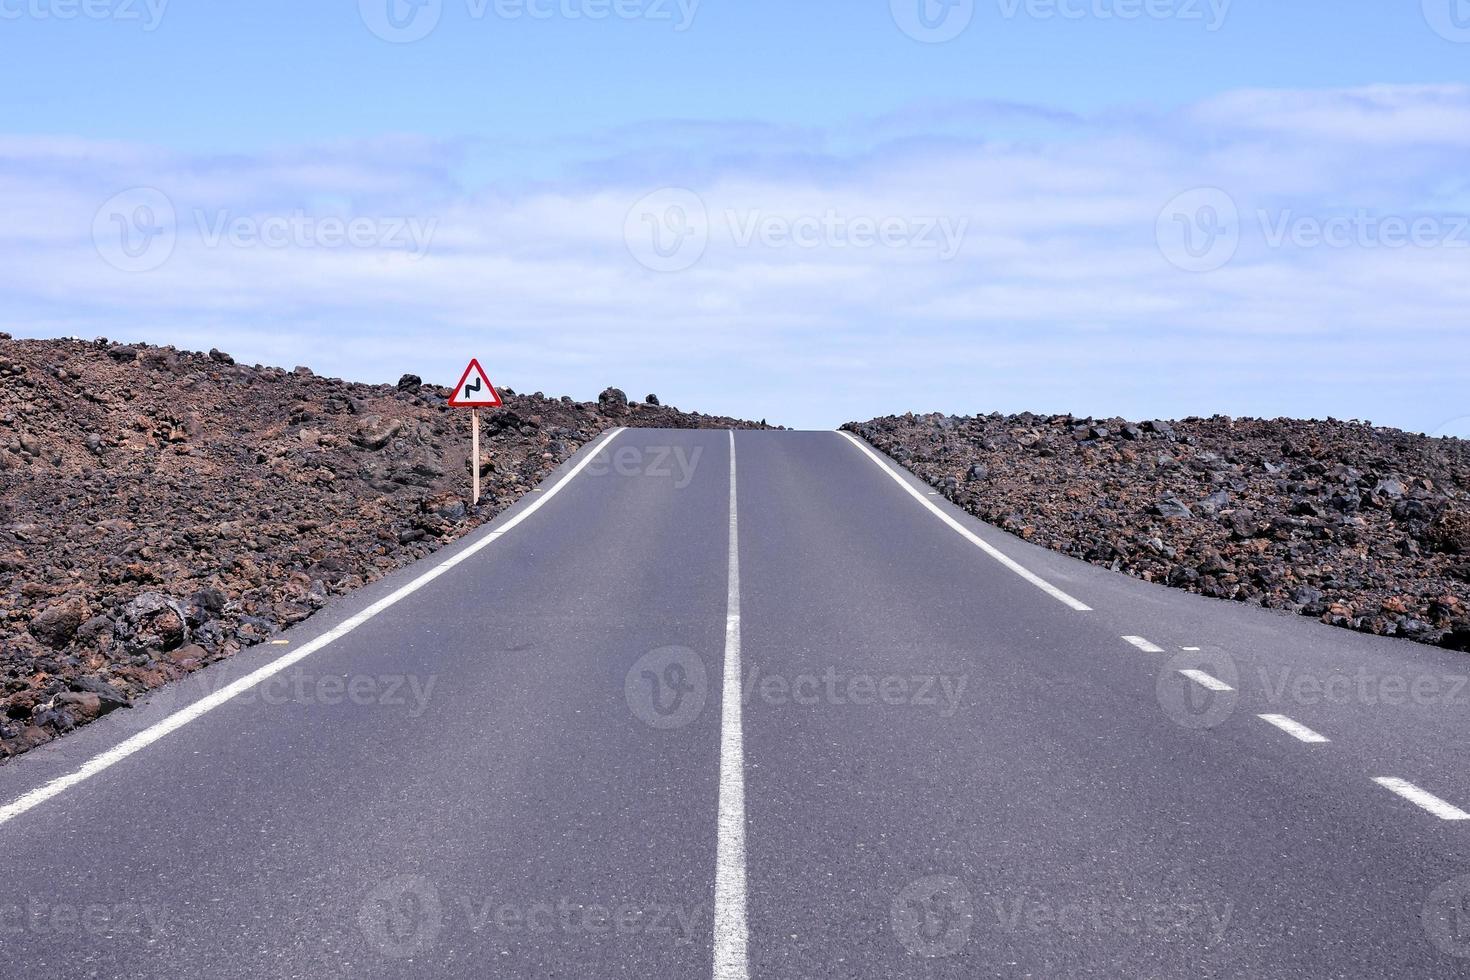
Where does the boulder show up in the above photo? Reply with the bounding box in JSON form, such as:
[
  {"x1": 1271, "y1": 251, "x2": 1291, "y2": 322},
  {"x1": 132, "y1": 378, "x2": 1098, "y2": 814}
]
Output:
[
  {"x1": 1427, "y1": 509, "x2": 1470, "y2": 555},
  {"x1": 114, "y1": 592, "x2": 188, "y2": 654},
  {"x1": 1372, "y1": 478, "x2": 1406, "y2": 500},
  {"x1": 1154, "y1": 495, "x2": 1194, "y2": 519},
  {"x1": 598, "y1": 387, "x2": 629, "y2": 416},
  {"x1": 69, "y1": 675, "x2": 130, "y2": 713},
  {"x1": 421, "y1": 491, "x2": 467, "y2": 523},
  {"x1": 1195, "y1": 490, "x2": 1231, "y2": 517},
  {"x1": 29, "y1": 597, "x2": 88, "y2": 649},
  {"x1": 351, "y1": 416, "x2": 403, "y2": 451}
]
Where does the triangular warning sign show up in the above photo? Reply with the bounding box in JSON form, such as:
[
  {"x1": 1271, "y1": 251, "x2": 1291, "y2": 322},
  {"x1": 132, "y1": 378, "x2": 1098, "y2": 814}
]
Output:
[{"x1": 447, "y1": 358, "x2": 503, "y2": 408}]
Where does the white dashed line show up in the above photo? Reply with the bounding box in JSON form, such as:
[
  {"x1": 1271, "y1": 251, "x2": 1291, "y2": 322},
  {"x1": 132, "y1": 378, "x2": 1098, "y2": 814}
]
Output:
[
  {"x1": 1122, "y1": 635, "x2": 1164, "y2": 653},
  {"x1": 839, "y1": 432, "x2": 1091, "y2": 612},
  {"x1": 1257, "y1": 714, "x2": 1329, "y2": 743},
  {"x1": 713, "y1": 430, "x2": 748, "y2": 980},
  {"x1": 1181, "y1": 646, "x2": 1201, "y2": 651},
  {"x1": 1178, "y1": 669, "x2": 1233, "y2": 692},
  {"x1": 1372, "y1": 778, "x2": 1470, "y2": 821},
  {"x1": 0, "y1": 428, "x2": 628, "y2": 830}
]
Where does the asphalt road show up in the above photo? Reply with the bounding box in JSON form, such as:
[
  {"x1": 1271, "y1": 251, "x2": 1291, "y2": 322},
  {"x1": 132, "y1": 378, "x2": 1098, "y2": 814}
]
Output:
[{"x1": 2, "y1": 428, "x2": 1469, "y2": 979}]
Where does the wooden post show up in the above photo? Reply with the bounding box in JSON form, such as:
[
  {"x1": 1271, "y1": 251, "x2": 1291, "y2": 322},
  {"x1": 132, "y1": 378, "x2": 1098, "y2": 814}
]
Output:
[{"x1": 471, "y1": 407, "x2": 481, "y2": 506}]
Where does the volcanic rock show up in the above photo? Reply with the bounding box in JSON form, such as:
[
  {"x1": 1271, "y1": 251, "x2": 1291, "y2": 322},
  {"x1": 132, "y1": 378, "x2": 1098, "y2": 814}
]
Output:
[
  {"x1": 1428, "y1": 509, "x2": 1470, "y2": 555},
  {"x1": 845, "y1": 412, "x2": 1470, "y2": 650},
  {"x1": 598, "y1": 387, "x2": 629, "y2": 416},
  {"x1": 0, "y1": 335, "x2": 775, "y2": 762},
  {"x1": 29, "y1": 597, "x2": 88, "y2": 649}
]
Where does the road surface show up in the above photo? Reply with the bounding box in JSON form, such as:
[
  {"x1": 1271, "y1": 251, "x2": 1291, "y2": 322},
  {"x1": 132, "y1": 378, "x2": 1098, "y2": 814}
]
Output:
[{"x1": 2, "y1": 428, "x2": 1468, "y2": 978}]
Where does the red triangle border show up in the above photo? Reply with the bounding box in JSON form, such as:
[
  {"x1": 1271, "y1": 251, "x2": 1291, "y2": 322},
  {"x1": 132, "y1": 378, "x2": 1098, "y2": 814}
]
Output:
[{"x1": 447, "y1": 358, "x2": 503, "y2": 408}]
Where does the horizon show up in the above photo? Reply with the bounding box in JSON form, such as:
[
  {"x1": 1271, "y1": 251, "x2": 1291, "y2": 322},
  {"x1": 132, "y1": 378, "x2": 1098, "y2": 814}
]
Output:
[{"x1": 11, "y1": 331, "x2": 1470, "y2": 441}]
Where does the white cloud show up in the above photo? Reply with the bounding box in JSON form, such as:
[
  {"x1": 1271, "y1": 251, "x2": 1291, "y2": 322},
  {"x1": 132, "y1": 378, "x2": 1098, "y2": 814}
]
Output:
[
  {"x1": 1, "y1": 85, "x2": 1467, "y2": 430},
  {"x1": 1189, "y1": 84, "x2": 1470, "y2": 146}
]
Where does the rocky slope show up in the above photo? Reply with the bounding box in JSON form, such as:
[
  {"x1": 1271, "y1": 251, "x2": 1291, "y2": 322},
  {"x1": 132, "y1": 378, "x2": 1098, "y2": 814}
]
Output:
[
  {"x1": 846, "y1": 413, "x2": 1470, "y2": 651},
  {"x1": 0, "y1": 335, "x2": 773, "y2": 761}
]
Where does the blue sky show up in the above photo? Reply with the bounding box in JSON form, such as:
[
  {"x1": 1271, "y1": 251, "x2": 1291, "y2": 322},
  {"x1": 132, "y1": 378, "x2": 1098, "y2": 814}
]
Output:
[{"x1": 2, "y1": 1, "x2": 1469, "y2": 432}]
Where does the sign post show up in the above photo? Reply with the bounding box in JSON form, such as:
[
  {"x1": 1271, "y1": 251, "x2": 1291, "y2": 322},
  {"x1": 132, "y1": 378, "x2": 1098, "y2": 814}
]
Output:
[
  {"x1": 447, "y1": 358, "x2": 503, "y2": 507},
  {"x1": 471, "y1": 408, "x2": 480, "y2": 505}
]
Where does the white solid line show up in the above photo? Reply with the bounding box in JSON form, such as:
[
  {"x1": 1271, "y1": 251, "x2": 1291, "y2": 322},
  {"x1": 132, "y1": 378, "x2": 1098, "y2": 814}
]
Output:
[
  {"x1": 1372, "y1": 778, "x2": 1470, "y2": 821},
  {"x1": 0, "y1": 427, "x2": 628, "y2": 830},
  {"x1": 1257, "y1": 714, "x2": 1329, "y2": 743},
  {"x1": 1178, "y1": 669, "x2": 1234, "y2": 692},
  {"x1": 838, "y1": 432, "x2": 1091, "y2": 612},
  {"x1": 713, "y1": 430, "x2": 748, "y2": 980},
  {"x1": 1122, "y1": 635, "x2": 1165, "y2": 653}
]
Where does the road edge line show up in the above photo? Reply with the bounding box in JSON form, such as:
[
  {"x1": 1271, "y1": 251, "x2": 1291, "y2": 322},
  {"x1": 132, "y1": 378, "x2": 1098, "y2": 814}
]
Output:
[
  {"x1": 837, "y1": 431, "x2": 1092, "y2": 612},
  {"x1": 0, "y1": 426, "x2": 628, "y2": 829}
]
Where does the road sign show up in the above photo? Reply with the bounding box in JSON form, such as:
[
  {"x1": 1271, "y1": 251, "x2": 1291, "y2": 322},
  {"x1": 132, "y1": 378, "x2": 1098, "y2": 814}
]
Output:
[
  {"x1": 448, "y1": 358, "x2": 502, "y2": 408},
  {"x1": 447, "y1": 358, "x2": 502, "y2": 508}
]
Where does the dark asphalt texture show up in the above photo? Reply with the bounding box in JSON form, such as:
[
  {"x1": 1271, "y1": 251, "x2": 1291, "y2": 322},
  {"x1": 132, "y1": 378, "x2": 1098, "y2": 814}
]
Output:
[{"x1": 2, "y1": 428, "x2": 1469, "y2": 979}]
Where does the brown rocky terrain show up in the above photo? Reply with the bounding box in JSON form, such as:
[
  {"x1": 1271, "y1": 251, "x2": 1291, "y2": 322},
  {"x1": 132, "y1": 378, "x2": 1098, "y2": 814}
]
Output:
[
  {"x1": 846, "y1": 412, "x2": 1470, "y2": 652},
  {"x1": 0, "y1": 335, "x2": 773, "y2": 762}
]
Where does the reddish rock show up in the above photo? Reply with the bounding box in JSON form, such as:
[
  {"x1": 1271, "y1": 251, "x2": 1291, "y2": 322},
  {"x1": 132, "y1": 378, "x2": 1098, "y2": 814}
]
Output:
[
  {"x1": 1429, "y1": 509, "x2": 1470, "y2": 555},
  {"x1": 28, "y1": 597, "x2": 88, "y2": 649},
  {"x1": 0, "y1": 335, "x2": 774, "y2": 763}
]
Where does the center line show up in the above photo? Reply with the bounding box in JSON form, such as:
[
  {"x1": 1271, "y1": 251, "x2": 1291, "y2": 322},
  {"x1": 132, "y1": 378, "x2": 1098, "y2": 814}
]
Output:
[
  {"x1": 1178, "y1": 669, "x2": 1233, "y2": 692},
  {"x1": 1122, "y1": 635, "x2": 1164, "y2": 653},
  {"x1": 1372, "y1": 778, "x2": 1470, "y2": 821},
  {"x1": 713, "y1": 430, "x2": 748, "y2": 980},
  {"x1": 1257, "y1": 714, "x2": 1329, "y2": 743}
]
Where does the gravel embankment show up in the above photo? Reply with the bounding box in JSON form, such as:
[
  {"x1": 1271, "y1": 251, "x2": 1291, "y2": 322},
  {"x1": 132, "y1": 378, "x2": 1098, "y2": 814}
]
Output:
[
  {"x1": 0, "y1": 336, "x2": 773, "y2": 761},
  {"x1": 846, "y1": 412, "x2": 1470, "y2": 651}
]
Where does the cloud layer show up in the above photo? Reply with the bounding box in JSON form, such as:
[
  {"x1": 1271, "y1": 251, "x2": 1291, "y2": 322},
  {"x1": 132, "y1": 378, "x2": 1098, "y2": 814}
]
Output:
[{"x1": 2, "y1": 84, "x2": 1468, "y2": 432}]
